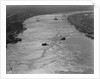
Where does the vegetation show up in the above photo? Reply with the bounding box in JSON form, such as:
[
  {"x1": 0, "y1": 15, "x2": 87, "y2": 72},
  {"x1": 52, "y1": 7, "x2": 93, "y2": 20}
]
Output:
[{"x1": 67, "y1": 12, "x2": 94, "y2": 39}]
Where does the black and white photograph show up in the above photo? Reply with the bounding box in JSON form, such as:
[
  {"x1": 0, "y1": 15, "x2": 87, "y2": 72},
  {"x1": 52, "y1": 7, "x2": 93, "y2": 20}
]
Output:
[{"x1": 6, "y1": 5, "x2": 94, "y2": 74}]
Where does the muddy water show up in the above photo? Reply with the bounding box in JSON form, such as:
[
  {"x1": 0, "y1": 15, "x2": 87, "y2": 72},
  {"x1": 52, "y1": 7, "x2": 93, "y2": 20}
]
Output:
[{"x1": 7, "y1": 12, "x2": 94, "y2": 74}]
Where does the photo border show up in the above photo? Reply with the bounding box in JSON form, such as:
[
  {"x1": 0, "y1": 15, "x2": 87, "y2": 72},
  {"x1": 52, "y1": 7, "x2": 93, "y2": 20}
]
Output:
[{"x1": 0, "y1": 0, "x2": 100, "y2": 79}]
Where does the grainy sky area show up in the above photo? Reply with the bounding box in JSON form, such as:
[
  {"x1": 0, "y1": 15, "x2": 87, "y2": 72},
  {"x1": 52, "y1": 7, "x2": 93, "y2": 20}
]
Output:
[{"x1": 6, "y1": 5, "x2": 93, "y2": 16}]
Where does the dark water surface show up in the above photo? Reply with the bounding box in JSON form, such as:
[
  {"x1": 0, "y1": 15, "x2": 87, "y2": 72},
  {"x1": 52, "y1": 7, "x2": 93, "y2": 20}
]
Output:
[{"x1": 6, "y1": 5, "x2": 93, "y2": 16}]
